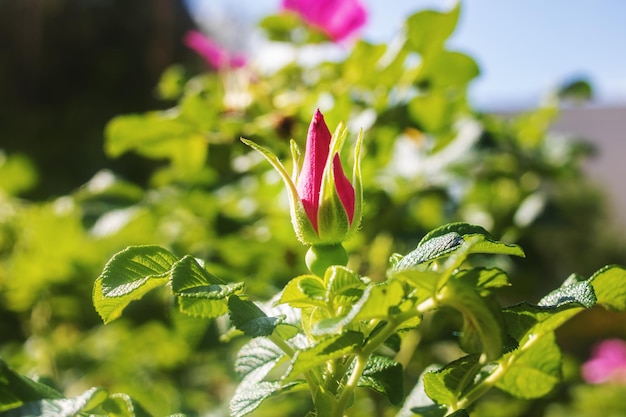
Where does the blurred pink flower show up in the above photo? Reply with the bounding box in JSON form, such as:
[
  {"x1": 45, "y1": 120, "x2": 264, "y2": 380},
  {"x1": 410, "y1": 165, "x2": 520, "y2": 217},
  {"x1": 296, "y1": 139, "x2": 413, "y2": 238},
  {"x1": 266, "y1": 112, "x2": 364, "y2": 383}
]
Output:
[
  {"x1": 582, "y1": 339, "x2": 626, "y2": 384},
  {"x1": 183, "y1": 30, "x2": 246, "y2": 70},
  {"x1": 281, "y1": 0, "x2": 367, "y2": 42}
]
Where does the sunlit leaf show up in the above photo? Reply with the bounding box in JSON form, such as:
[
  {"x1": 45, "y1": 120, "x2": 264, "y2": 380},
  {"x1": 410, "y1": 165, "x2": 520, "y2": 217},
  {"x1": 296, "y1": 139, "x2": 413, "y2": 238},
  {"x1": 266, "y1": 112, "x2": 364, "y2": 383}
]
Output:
[
  {"x1": 277, "y1": 275, "x2": 327, "y2": 308},
  {"x1": 283, "y1": 332, "x2": 364, "y2": 382},
  {"x1": 228, "y1": 295, "x2": 282, "y2": 338},
  {"x1": 589, "y1": 265, "x2": 626, "y2": 311},
  {"x1": 93, "y1": 245, "x2": 178, "y2": 323},
  {"x1": 495, "y1": 333, "x2": 561, "y2": 399},
  {"x1": 230, "y1": 381, "x2": 304, "y2": 417},
  {"x1": 393, "y1": 223, "x2": 524, "y2": 271},
  {"x1": 423, "y1": 355, "x2": 480, "y2": 408}
]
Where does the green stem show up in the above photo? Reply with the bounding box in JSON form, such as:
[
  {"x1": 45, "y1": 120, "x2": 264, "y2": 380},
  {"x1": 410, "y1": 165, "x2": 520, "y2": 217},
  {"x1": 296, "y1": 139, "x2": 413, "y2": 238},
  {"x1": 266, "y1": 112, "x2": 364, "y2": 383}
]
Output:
[
  {"x1": 270, "y1": 333, "x2": 321, "y2": 398},
  {"x1": 451, "y1": 332, "x2": 542, "y2": 412}
]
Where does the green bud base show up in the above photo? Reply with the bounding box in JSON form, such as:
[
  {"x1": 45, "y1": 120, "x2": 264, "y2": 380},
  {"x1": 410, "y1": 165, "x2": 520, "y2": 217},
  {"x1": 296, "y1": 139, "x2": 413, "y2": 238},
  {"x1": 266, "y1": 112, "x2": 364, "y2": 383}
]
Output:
[{"x1": 306, "y1": 244, "x2": 348, "y2": 277}]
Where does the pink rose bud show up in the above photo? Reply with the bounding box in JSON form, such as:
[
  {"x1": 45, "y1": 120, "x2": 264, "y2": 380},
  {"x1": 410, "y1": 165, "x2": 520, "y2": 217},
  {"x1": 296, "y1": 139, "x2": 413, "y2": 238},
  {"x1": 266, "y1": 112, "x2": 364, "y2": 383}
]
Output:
[{"x1": 241, "y1": 109, "x2": 363, "y2": 246}]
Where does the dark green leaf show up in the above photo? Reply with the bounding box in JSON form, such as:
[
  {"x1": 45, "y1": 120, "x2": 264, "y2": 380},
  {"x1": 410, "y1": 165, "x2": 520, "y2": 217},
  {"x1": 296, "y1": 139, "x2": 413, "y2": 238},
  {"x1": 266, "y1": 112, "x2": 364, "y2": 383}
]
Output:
[
  {"x1": 410, "y1": 405, "x2": 448, "y2": 417},
  {"x1": 358, "y1": 355, "x2": 404, "y2": 405},
  {"x1": 0, "y1": 359, "x2": 63, "y2": 412},
  {"x1": 440, "y1": 278, "x2": 504, "y2": 360}
]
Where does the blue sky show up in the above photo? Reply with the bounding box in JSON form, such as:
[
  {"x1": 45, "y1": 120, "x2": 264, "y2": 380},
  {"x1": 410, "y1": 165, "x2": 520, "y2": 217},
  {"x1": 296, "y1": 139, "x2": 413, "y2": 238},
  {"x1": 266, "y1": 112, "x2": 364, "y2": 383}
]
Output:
[{"x1": 187, "y1": 0, "x2": 626, "y2": 109}]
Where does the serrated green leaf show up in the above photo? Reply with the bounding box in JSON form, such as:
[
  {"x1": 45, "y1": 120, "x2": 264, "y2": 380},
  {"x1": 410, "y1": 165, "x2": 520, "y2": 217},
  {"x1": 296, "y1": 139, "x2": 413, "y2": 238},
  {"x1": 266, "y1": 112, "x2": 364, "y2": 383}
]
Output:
[
  {"x1": 358, "y1": 355, "x2": 404, "y2": 405},
  {"x1": 423, "y1": 355, "x2": 480, "y2": 407},
  {"x1": 313, "y1": 280, "x2": 405, "y2": 335},
  {"x1": 235, "y1": 337, "x2": 288, "y2": 380},
  {"x1": 0, "y1": 387, "x2": 108, "y2": 417},
  {"x1": 284, "y1": 332, "x2": 364, "y2": 382},
  {"x1": 325, "y1": 266, "x2": 365, "y2": 307},
  {"x1": 538, "y1": 280, "x2": 596, "y2": 308},
  {"x1": 394, "y1": 232, "x2": 464, "y2": 271},
  {"x1": 589, "y1": 265, "x2": 626, "y2": 310},
  {"x1": 170, "y1": 255, "x2": 226, "y2": 290},
  {"x1": 171, "y1": 255, "x2": 244, "y2": 319},
  {"x1": 495, "y1": 332, "x2": 561, "y2": 399},
  {"x1": 393, "y1": 223, "x2": 523, "y2": 271},
  {"x1": 228, "y1": 295, "x2": 282, "y2": 338},
  {"x1": 93, "y1": 245, "x2": 178, "y2": 323},
  {"x1": 229, "y1": 380, "x2": 304, "y2": 417},
  {"x1": 503, "y1": 302, "x2": 583, "y2": 344},
  {"x1": 277, "y1": 275, "x2": 327, "y2": 308}
]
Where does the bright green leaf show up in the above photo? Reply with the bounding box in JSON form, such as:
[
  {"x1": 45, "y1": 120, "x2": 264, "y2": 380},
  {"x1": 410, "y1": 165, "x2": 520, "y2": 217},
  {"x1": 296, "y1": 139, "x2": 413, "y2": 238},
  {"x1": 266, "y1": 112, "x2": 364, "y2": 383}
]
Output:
[
  {"x1": 228, "y1": 295, "x2": 282, "y2": 338},
  {"x1": 495, "y1": 333, "x2": 561, "y2": 399},
  {"x1": 229, "y1": 381, "x2": 304, "y2": 417},
  {"x1": 538, "y1": 280, "x2": 596, "y2": 309},
  {"x1": 93, "y1": 245, "x2": 178, "y2": 324},
  {"x1": 589, "y1": 265, "x2": 626, "y2": 311},
  {"x1": 283, "y1": 331, "x2": 364, "y2": 382},
  {"x1": 171, "y1": 255, "x2": 244, "y2": 319},
  {"x1": 423, "y1": 355, "x2": 480, "y2": 407},
  {"x1": 393, "y1": 223, "x2": 523, "y2": 271},
  {"x1": 277, "y1": 275, "x2": 327, "y2": 308},
  {"x1": 325, "y1": 266, "x2": 365, "y2": 307},
  {"x1": 235, "y1": 337, "x2": 289, "y2": 382},
  {"x1": 405, "y1": 3, "x2": 460, "y2": 56}
]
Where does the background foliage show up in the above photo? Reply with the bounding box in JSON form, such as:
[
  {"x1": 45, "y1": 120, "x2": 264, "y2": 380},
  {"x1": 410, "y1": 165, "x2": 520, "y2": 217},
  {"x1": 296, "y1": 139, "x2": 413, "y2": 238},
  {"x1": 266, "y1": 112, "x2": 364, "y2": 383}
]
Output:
[{"x1": 1, "y1": 1, "x2": 625, "y2": 416}]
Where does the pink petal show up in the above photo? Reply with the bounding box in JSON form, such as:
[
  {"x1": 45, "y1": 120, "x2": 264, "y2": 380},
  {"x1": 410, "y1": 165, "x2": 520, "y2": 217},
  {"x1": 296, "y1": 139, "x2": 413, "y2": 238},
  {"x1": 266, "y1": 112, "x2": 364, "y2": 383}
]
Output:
[
  {"x1": 582, "y1": 339, "x2": 626, "y2": 384},
  {"x1": 297, "y1": 109, "x2": 333, "y2": 231},
  {"x1": 332, "y1": 153, "x2": 355, "y2": 222}
]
